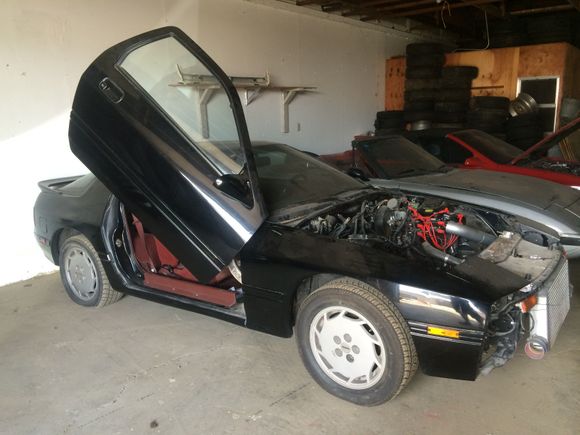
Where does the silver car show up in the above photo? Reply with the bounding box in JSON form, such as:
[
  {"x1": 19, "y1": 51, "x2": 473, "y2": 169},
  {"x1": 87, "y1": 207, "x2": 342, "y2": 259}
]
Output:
[{"x1": 320, "y1": 135, "x2": 580, "y2": 257}]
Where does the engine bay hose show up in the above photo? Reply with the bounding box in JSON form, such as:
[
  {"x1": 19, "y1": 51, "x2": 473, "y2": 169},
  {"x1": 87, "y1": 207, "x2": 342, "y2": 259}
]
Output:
[
  {"x1": 421, "y1": 241, "x2": 464, "y2": 265},
  {"x1": 445, "y1": 221, "x2": 496, "y2": 246}
]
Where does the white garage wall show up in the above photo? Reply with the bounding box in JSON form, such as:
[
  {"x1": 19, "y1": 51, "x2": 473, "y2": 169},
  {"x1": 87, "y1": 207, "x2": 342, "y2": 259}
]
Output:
[{"x1": 0, "y1": 0, "x2": 430, "y2": 286}]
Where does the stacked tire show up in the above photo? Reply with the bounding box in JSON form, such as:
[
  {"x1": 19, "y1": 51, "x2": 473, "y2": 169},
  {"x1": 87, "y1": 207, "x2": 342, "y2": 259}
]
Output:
[
  {"x1": 526, "y1": 13, "x2": 574, "y2": 45},
  {"x1": 467, "y1": 96, "x2": 510, "y2": 139},
  {"x1": 506, "y1": 113, "x2": 543, "y2": 150},
  {"x1": 433, "y1": 66, "x2": 478, "y2": 129},
  {"x1": 404, "y1": 43, "x2": 445, "y2": 130},
  {"x1": 489, "y1": 18, "x2": 527, "y2": 48},
  {"x1": 374, "y1": 110, "x2": 405, "y2": 136}
]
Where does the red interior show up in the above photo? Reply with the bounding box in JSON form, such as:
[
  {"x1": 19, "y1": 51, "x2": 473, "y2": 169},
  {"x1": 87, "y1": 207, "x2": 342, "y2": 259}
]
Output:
[{"x1": 127, "y1": 214, "x2": 238, "y2": 307}]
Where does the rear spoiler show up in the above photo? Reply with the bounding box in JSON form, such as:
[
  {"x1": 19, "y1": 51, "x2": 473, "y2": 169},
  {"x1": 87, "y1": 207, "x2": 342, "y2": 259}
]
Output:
[{"x1": 37, "y1": 176, "x2": 83, "y2": 193}]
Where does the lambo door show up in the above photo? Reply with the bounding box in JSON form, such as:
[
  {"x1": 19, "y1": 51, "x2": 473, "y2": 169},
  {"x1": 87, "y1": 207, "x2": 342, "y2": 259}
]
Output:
[{"x1": 69, "y1": 27, "x2": 266, "y2": 282}]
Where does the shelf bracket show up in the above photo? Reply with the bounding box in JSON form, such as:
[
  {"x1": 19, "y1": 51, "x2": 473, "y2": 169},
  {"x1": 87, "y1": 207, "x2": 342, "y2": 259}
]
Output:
[
  {"x1": 244, "y1": 88, "x2": 263, "y2": 106},
  {"x1": 281, "y1": 88, "x2": 305, "y2": 133},
  {"x1": 199, "y1": 87, "x2": 217, "y2": 139}
]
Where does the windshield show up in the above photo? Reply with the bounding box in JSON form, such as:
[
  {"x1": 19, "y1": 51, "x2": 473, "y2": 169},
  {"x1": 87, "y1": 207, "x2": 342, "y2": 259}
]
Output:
[
  {"x1": 252, "y1": 143, "x2": 367, "y2": 210},
  {"x1": 356, "y1": 136, "x2": 446, "y2": 178},
  {"x1": 451, "y1": 130, "x2": 522, "y2": 164}
]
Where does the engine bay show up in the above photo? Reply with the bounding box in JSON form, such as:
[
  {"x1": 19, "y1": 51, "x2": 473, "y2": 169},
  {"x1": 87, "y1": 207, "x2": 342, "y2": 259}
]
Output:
[
  {"x1": 300, "y1": 193, "x2": 560, "y2": 282},
  {"x1": 303, "y1": 195, "x2": 505, "y2": 260}
]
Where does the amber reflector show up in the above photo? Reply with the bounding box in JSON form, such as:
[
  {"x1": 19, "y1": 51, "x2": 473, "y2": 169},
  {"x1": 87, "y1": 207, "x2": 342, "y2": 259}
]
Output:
[{"x1": 427, "y1": 326, "x2": 460, "y2": 339}]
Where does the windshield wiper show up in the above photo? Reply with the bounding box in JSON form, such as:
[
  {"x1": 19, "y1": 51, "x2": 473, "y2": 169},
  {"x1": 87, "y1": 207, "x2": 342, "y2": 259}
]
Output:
[
  {"x1": 332, "y1": 186, "x2": 374, "y2": 200},
  {"x1": 394, "y1": 168, "x2": 433, "y2": 177}
]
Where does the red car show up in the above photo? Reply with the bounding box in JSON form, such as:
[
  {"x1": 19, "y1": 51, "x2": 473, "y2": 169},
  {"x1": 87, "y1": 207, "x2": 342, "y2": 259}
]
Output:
[{"x1": 422, "y1": 118, "x2": 580, "y2": 189}]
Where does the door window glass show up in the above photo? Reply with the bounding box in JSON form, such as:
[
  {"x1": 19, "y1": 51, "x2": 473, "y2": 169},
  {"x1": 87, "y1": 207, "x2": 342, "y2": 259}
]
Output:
[{"x1": 120, "y1": 36, "x2": 243, "y2": 174}]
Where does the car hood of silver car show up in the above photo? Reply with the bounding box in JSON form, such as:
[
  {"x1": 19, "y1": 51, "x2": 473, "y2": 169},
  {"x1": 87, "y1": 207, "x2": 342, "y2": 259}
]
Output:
[{"x1": 371, "y1": 169, "x2": 580, "y2": 252}]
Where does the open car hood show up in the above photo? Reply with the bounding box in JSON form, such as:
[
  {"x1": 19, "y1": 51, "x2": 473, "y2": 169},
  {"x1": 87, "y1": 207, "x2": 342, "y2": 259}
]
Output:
[
  {"x1": 405, "y1": 169, "x2": 580, "y2": 210},
  {"x1": 68, "y1": 27, "x2": 267, "y2": 283},
  {"x1": 511, "y1": 117, "x2": 580, "y2": 164}
]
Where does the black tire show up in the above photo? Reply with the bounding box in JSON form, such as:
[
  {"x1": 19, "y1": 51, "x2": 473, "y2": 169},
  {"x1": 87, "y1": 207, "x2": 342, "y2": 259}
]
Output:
[
  {"x1": 441, "y1": 66, "x2": 478, "y2": 80},
  {"x1": 296, "y1": 278, "x2": 417, "y2": 406},
  {"x1": 490, "y1": 17, "x2": 525, "y2": 34},
  {"x1": 59, "y1": 234, "x2": 123, "y2": 307},
  {"x1": 431, "y1": 122, "x2": 464, "y2": 130},
  {"x1": 406, "y1": 42, "x2": 445, "y2": 56},
  {"x1": 404, "y1": 89, "x2": 436, "y2": 102},
  {"x1": 375, "y1": 128, "x2": 404, "y2": 136},
  {"x1": 376, "y1": 110, "x2": 404, "y2": 120},
  {"x1": 467, "y1": 109, "x2": 508, "y2": 123},
  {"x1": 406, "y1": 54, "x2": 445, "y2": 67},
  {"x1": 404, "y1": 100, "x2": 434, "y2": 111},
  {"x1": 404, "y1": 78, "x2": 440, "y2": 91},
  {"x1": 472, "y1": 96, "x2": 510, "y2": 111},
  {"x1": 434, "y1": 111, "x2": 466, "y2": 123},
  {"x1": 375, "y1": 111, "x2": 404, "y2": 129},
  {"x1": 375, "y1": 120, "x2": 404, "y2": 130},
  {"x1": 490, "y1": 34, "x2": 528, "y2": 48},
  {"x1": 440, "y1": 76, "x2": 473, "y2": 89},
  {"x1": 436, "y1": 88, "x2": 472, "y2": 102},
  {"x1": 406, "y1": 66, "x2": 441, "y2": 79},
  {"x1": 404, "y1": 111, "x2": 435, "y2": 122},
  {"x1": 375, "y1": 119, "x2": 404, "y2": 130},
  {"x1": 506, "y1": 113, "x2": 539, "y2": 128},
  {"x1": 434, "y1": 101, "x2": 469, "y2": 112}
]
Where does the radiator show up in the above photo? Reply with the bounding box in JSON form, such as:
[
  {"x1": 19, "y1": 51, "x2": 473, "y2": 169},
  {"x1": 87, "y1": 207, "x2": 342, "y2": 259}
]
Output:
[{"x1": 529, "y1": 259, "x2": 571, "y2": 350}]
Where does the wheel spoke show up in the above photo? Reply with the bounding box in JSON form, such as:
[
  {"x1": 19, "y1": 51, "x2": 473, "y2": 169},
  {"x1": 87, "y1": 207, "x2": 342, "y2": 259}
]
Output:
[
  {"x1": 367, "y1": 366, "x2": 375, "y2": 383},
  {"x1": 373, "y1": 354, "x2": 383, "y2": 370},
  {"x1": 362, "y1": 325, "x2": 381, "y2": 346}
]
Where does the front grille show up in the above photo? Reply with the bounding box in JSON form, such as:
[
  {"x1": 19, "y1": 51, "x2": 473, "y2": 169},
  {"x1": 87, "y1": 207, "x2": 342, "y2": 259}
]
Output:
[{"x1": 530, "y1": 258, "x2": 571, "y2": 349}]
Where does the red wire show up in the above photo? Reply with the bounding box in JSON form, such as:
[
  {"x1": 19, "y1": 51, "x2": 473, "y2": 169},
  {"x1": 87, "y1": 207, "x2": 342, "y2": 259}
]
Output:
[{"x1": 408, "y1": 206, "x2": 463, "y2": 251}]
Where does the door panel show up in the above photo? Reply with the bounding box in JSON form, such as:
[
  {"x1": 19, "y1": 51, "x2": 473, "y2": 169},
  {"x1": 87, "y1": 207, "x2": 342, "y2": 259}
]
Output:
[{"x1": 69, "y1": 27, "x2": 266, "y2": 283}]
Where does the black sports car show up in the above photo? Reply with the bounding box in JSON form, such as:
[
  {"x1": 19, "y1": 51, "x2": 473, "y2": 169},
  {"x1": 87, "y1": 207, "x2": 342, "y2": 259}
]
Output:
[{"x1": 34, "y1": 28, "x2": 572, "y2": 406}]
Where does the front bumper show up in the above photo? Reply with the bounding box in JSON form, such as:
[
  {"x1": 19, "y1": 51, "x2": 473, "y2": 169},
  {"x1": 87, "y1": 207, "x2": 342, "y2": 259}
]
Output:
[{"x1": 480, "y1": 247, "x2": 570, "y2": 374}]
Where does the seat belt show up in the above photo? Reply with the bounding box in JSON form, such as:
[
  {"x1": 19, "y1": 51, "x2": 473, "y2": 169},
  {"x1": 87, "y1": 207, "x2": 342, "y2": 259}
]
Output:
[{"x1": 131, "y1": 215, "x2": 156, "y2": 273}]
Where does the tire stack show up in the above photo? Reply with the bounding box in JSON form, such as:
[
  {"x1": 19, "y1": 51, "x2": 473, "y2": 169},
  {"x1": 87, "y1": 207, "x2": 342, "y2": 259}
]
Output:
[
  {"x1": 374, "y1": 110, "x2": 405, "y2": 136},
  {"x1": 526, "y1": 13, "x2": 574, "y2": 45},
  {"x1": 506, "y1": 113, "x2": 543, "y2": 150},
  {"x1": 433, "y1": 66, "x2": 478, "y2": 129},
  {"x1": 403, "y1": 43, "x2": 445, "y2": 131},
  {"x1": 466, "y1": 96, "x2": 510, "y2": 139},
  {"x1": 489, "y1": 18, "x2": 527, "y2": 48}
]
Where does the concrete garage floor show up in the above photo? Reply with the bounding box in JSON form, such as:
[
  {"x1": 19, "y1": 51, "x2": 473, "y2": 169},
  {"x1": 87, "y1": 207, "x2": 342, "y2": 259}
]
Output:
[{"x1": 1, "y1": 266, "x2": 579, "y2": 435}]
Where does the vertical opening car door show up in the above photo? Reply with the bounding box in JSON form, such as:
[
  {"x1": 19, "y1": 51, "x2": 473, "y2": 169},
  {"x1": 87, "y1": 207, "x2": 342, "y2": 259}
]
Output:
[{"x1": 69, "y1": 27, "x2": 267, "y2": 283}]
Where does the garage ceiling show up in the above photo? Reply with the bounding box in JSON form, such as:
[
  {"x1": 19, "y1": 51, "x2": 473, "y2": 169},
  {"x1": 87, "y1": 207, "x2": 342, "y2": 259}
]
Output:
[{"x1": 283, "y1": 0, "x2": 580, "y2": 48}]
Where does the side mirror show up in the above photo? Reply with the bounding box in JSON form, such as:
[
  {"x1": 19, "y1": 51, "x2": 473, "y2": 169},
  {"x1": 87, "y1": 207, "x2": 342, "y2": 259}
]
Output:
[
  {"x1": 215, "y1": 174, "x2": 252, "y2": 205},
  {"x1": 347, "y1": 167, "x2": 369, "y2": 181},
  {"x1": 464, "y1": 156, "x2": 482, "y2": 167}
]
